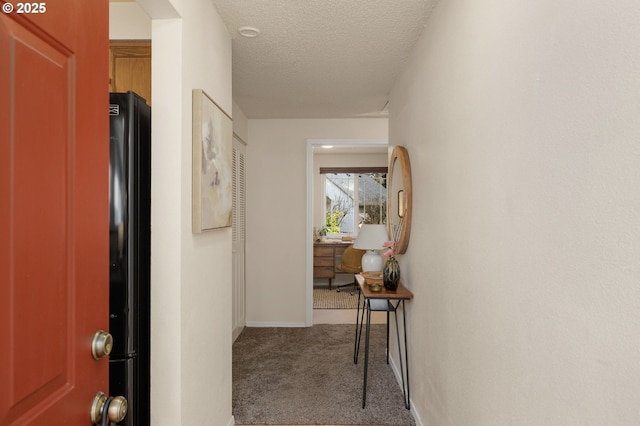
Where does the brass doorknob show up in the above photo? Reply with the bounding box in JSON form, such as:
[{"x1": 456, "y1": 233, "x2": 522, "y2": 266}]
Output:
[
  {"x1": 108, "y1": 396, "x2": 128, "y2": 423},
  {"x1": 91, "y1": 330, "x2": 113, "y2": 360},
  {"x1": 90, "y1": 392, "x2": 128, "y2": 425}
]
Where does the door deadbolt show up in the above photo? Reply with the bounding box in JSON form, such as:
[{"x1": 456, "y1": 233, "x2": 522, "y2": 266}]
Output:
[
  {"x1": 90, "y1": 391, "x2": 128, "y2": 425},
  {"x1": 91, "y1": 330, "x2": 113, "y2": 360}
]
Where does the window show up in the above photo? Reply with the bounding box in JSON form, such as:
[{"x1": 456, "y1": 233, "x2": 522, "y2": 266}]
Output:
[{"x1": 321, "y1": 167, "x2": 387, "y2": 235}]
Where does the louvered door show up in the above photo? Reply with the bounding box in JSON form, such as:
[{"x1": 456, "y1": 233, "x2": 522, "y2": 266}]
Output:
[{"x1": 232, "y1": 137, "x2": 246, "y2": 342}]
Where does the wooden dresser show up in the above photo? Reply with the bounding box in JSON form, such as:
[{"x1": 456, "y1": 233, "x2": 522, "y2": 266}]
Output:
[{"x1": 313, "y1": 241, "x2": 352, "y2": 289}]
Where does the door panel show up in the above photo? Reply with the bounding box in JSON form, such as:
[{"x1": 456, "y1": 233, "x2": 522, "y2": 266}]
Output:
[
  {"x1": 0, "y1": 1, "x2": 109, "y2": 424},
  {"x1": 9, "y1": 18, "x2": 70, "y2": 409}
]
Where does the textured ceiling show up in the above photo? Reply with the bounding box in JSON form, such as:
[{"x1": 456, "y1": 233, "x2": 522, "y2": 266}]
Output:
[{"x1": 211, "y1": 0, "x2": 437, "y2": 119}]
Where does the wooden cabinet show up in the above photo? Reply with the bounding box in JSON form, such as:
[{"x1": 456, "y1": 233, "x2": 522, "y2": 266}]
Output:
[
  {"x1": 109, "y1": 41, "x2": 151, "y2": 105},
  {"x1": 313, "y1": 241, "x2": 351, "y2": 289},
  {"x1": 313, "y1": 245, "x2": 335, "y2": 279}
]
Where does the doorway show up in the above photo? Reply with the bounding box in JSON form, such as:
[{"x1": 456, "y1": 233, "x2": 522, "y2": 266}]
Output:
[{"x1": 305, "y1": 138, "x2": 388, "y2": 326}]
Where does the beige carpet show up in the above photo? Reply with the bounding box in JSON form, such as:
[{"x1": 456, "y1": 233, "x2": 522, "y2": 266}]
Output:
[
  {"x1": 313, "y1": 288, "x2": 359, "y2": 309},
  {"x1": 232, "y1": 324, "x2": 415, "y2": 425}
]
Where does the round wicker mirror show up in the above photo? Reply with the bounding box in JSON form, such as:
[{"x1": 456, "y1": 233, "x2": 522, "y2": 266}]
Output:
[{"x1": 387, "y1": 146, "x2": 412, "y2": 254}]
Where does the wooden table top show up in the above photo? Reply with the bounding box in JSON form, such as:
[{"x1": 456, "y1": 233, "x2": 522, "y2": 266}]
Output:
[
  {"x1": 314, "y1": 240, "x2": 353, "y2": 246},
  {"x1": 355, "y1": 274, "x2": 414, "y2": 300}
]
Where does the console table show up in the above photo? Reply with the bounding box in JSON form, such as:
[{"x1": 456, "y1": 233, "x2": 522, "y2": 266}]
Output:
[
  {"x1": 313, "y1": 241, "x2": 352, "y2": 289},
  {"x1": 354, "y1": 273, "x2": 413, "y2": 409}
]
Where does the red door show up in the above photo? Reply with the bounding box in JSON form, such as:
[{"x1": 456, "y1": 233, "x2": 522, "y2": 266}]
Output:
[{"x1": 0, "y1": 1, "x2": 110, "y2": 424}]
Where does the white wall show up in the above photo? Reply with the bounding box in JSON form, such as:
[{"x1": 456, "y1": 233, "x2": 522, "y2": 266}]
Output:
[
  {"x1": 109, "y1": 2, "x2": 151, "y2": 40},
  {"x1": 111, "y1": 2, "x2": 234, "y2": 425},
  {"x1": 232, "y1": 100, "x2": 249, "y2": 143},
  {"x1": 389, "y1": 0, "x2": 640, "y2": 424},
  {"x1": 246, "y1": 119, "x2": 387, "y2": 325}
]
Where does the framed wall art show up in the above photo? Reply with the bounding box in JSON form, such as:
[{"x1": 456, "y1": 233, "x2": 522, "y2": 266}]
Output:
[{"x1": 192, "y1": 89, "x2": 233, "y2": 232}]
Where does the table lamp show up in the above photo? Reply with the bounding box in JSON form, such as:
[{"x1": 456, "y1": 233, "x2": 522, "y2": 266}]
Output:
[{"x1": 353, "y1": 224, "x2": 388, "y2": 272}]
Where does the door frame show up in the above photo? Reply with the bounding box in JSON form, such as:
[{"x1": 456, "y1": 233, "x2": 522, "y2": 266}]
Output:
[{"x1": 305, "y1": 138, "x2": 388, "y2": 326}]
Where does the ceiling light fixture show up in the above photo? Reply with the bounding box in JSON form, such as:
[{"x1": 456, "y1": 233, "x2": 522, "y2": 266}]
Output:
[
  {"x1": 238, "y1": 26, "x2": 261, "y2": 38},
  {"x1": 321, "y1": 145, "x2": 334, "y2": 149}
]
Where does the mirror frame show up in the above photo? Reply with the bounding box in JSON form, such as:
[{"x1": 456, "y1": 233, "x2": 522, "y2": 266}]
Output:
[{"x1": 387, "y1": 146, "x2": 412, "y2": 254}]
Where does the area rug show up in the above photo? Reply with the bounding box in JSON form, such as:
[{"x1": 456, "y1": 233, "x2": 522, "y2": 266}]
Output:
[
  {"x1": 232, "y1": 324, "x2": 415, "y2": 425},
  {"x1": 313, "y1": 288, "x2": 359, "y2": 309}
]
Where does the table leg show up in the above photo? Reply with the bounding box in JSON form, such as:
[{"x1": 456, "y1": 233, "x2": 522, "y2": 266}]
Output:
[
  {"x1": 402, "y1": 300, "x2": 410, "y2": 409},
  {"x1": 362, "y1": 300, "x2": 371, "y2": 408},
  {"x1": 353, "y1": 289, "x2": 362, "y2": 363},
  {"x1": 354, "y1": 291, "x2": 366, "y2": 364},
  {"x1": 386, "y1": 308, "x2": 390, "y2": 364},
  {"x1": 393, "y1": 301, "x2": 408, "y2": 409}
]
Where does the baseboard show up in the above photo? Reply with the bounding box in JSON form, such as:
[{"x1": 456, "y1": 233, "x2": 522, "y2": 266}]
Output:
[
  {"x1": 411, "y1": 402, "x2": 425, "y2": 426},
  {"x1": 228, "y1": 415, "x2": 235, "y2": 426},
  {"x1": 244, "y1": 321, "x2": 307, "y2": 328},
  {"x1": 389, "y1": 356, "x2": 423, "y2": 426},
  {"x1": 232, "y1": 325, "x2": 244, "y2": 343}
]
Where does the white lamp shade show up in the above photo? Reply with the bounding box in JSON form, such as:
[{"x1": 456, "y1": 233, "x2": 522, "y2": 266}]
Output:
[
  {"x1": 353, "y1": 224, "x2": 388, "y2": 250},
  {"x1": 354, "y1": 224, "x2": 388, "y2": 272}
]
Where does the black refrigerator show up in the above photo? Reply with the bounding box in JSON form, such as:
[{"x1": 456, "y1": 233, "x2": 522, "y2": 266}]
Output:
[{"x1": 109, "y1": 91, "x2": 151, "y2": 426}]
